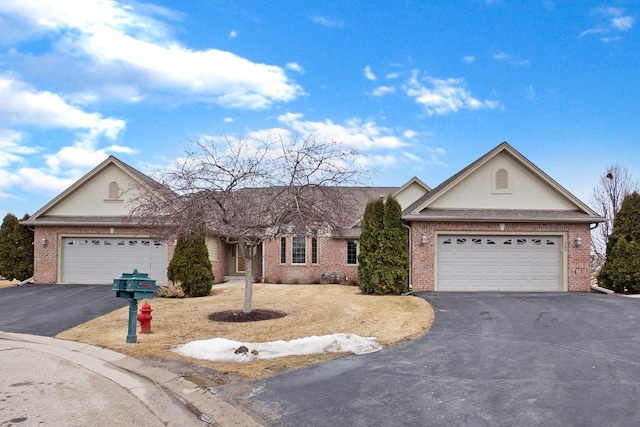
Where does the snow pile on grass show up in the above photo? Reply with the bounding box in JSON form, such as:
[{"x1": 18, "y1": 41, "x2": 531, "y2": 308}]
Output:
[{"x1": 172, "y1": 333, "x2": 382, "y2": 363}]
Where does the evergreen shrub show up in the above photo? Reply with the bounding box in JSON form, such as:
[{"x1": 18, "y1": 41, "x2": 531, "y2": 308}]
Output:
[
  {"x1": 167, "y1": 236, "x2": 214, "y2": 297},
  {"x1": 599, "y1": 192, "x2": 640, "y2": 292}
]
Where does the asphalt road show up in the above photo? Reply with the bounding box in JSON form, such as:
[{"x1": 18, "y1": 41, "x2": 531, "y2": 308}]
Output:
[
  {"x1": 0, "y1": 284, "x2": 127, "y2": 336},
  {"x1": 217, "y1": 293, "x2": 640, "y2": 427}
]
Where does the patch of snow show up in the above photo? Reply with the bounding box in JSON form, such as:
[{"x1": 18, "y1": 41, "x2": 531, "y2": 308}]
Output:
[{"x1": 171, "y1": 333, "x2": 382, "y2": 363}]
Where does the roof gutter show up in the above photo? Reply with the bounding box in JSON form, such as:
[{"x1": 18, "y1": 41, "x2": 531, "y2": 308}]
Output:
[
  {"x1": 20, "y1": 221, "x2": 149, "y2": 227},
  {"x1": 402, "y1": 215, "x2": 607, "y2": 224}
]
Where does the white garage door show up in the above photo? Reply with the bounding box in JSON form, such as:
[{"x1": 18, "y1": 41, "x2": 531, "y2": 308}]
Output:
[
  {"x1": 61, "y1": 237, "x2": 167, "y2": 285},
  {"x1": 437, "y1": 235, "x2": 563, "y2": 291}
]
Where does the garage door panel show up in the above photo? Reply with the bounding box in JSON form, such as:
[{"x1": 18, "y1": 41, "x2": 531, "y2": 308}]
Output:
[
  {"x1": 437, "y1": 235, "x2": 562, "y2": 292},
  {"x1": 62, "y1": 237, "x2": 167, "y2": 285}
]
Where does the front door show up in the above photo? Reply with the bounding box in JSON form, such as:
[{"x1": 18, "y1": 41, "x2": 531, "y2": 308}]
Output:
[{"x1": 236, "y1": 244, "x2": 245, "y2": 273}]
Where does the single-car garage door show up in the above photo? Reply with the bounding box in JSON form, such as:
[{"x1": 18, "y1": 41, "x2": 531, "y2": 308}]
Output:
[
  {"x1": 61, "y1": 237, "x2": 167, "y2": 285},
  {"x1": 437, "y1": 235, "x2": 563, "y2": 291}
]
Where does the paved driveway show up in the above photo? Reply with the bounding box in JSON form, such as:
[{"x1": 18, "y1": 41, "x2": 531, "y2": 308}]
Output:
[
  {"x1": 218, "y1": 293, "x2": 640, "y2": 427},
  {"x1": 0, "y1": 284, "x2": 127, "y2": 336}
]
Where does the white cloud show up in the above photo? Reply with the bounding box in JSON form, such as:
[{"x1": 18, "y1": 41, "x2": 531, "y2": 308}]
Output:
[
  {"x1": 309, "y1": 16, "x2": 344, "y2": 28},
  {"x1": 425, "y1": 146, "x2": 447, "y2": 167},
  {"x1": 229, "y1": 30, "x2": 237, "y2": 39},
  {"x1": 579, "y1": 28, "x2": 609, "y2": 38},
  {"x1": 11, "y1": 167, "x2": 79, "y2": 194},
  {"x1": 462, "y1": 56, "x2": 476, "y2": 63},
  {"x1": 404, "y1": 70, "x2": 500, "y2": 116},
  {"x1": 492, "y1": 52, "x2": 529, "y2": 67},
  {"x1": 386, "y1": 72, "x2": 400, "y2": 79},
  {"x1": 402, "y1": 151, "x2": 422, "y2": 162},
  {"x1": 403, "y1": 129, "x2": 418, "y2": 139},
  {"x1": 601, "y1": 36, "x2": 622, "y2": 43},
  {"x1": 372, "y1": 86, "x2": 395, "y2": 97},
  {"x1": 612, "y1": 16, "x2": 634, "y2": 31},
  {"x1": 286, "y1": 62, "x2": 304, "y2": 73},
  {"x1": 355, "y1": 154, "x2": 397, "y2": 168},
  {"x1": 364, "y1": 65, "x2": 376, "y2": 80},
  {"x1": 45, "y1": 142, "x2": 136, "y2": 175},
  {"x1": 224, "y1": 117, "x2": 233, "y2": 123},
  {"x1": 580, "y1": 7, "x2": 635, "y2": 41},
  {"x1": 0, "y1": 130, "x2": 37, "y2": 167},
  {"x1": 277, "y1": 112, "x2": 408, "y2": 150},
  {"x1": 0, "y1": 74, "x2": 135, "y2": 202},
  {"x1": 0, "y1": 75, "x2": 125, "y2": 138},
  {"x1": 0, "y1": 0, "x2": 303, "y2": 109}
]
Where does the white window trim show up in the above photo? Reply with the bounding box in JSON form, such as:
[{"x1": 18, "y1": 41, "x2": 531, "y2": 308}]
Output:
[
  {"x1": 291, "y1": 236, "x2": 307, "y2": 265},
  {"x1": 346, "y1": 240, "x2": 359, "y2": 265},
  {"x1": 311, "y1": 237, "x2": 319, "y2": 265},
  {"x1": 279, "y1": 237, "x2": 287, "y2": 264}
]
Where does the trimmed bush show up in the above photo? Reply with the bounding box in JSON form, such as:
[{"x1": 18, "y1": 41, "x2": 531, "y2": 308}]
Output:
[
  {"x1": 0, "y1": 213, "x2": 34, "y2": 281},
  {"x1": 167, "y1": 236, "x2": 214, "y2": 297}
]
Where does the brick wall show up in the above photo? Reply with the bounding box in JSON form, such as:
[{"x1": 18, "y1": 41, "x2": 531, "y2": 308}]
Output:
[
  {"x1": 33, "y1": 226, "x2": 227, "y2": 284},
  {"x1": 264, "y1": 236, "x2": 358, "y2": 284},
  {"x1": 410, "y1": 221, "x2": 592, "y2": 292}
]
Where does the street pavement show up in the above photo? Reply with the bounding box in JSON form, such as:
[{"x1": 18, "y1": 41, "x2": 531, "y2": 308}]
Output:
[
  {"x1": 5, "y1": 283, "x2": 640, "y2": 427},
  {"x1": 0, "y1": 332, "x2": 263, "y2": 427},
  {"x1": 216, "y1": 292, "x2": 640, "y2": 427},
  {"x1": 0, "y1": 284, "x2": 128, "y2": 336},
  {"x1": 0, "y1": 333, "x2": 177, "y2": 426},
  {"x1": 0, "y1": 284, "x2": 263, "y2": 427}
]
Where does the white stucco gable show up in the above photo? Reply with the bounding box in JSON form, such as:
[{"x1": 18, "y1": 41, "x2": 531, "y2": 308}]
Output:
[
  {"x1": 46, "y1": 163, "x2": 142, "y2": 216},
  {"x1": 26, "y1": 156, "x2": 159, "y2": 222},
  {"x1": 405, "y1": 142, "x2": 603, "y2": 222},
  {"x1": 393, "y1": 177, "x2": 431, "y2": 210},
  {"x1": 429, "y1": 152, "x2": 577, "y2": 210}
]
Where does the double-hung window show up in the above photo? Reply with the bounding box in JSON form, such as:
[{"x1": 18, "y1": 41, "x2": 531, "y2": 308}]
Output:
[
  {"x1": 311, "y1": 237, "x2": 318, "y2": 264},
  {"x1": 292, "y1": 236, "x2": 306, "y2": 264},
  {"x1": 280, "y1": 237, "x2": 286, "y2": 264},
  {"x1": 347, "y1": 240, "x2": 359, "y2": 265}
]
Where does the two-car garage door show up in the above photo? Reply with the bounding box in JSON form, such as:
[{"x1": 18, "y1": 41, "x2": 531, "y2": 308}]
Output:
[
  {"x1": 61, "y1": 237, "x2": 167, "y2": 285},
  {"x1": 437, "y1": 235, "x2": 563, "y2": 291}
]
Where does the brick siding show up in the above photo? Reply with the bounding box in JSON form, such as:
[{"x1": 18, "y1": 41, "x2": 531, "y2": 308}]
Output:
[
  {"x1": 410, "y1": 221, "x2": 592, "y2": 292},
  {"x1": 263, "y1": 236, "x2": 359, "y2": 284},
  {"x1": 34, "y1": 222, "x2": 592, "y2": 291},
  {"x1": 33, "y1": 226, "x2": 228, "y2": 284}
]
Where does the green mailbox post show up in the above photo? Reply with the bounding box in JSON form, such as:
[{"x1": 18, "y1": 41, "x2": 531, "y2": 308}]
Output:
[{"x1": 112, "y1": 269, "x2": 156, "y2": 343}]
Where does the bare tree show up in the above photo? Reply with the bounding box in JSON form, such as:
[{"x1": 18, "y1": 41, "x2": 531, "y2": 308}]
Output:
[
  {"x1": 590, "y1": 165, "x2": 637, "y2": 270},
  {"x1": 130, "y1": 133, "x2": 367, "y2": 313}
]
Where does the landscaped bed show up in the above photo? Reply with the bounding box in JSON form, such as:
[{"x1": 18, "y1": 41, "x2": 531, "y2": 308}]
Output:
[{"x1": 56, "y1": 283, "x2": 433, "y2": 384}]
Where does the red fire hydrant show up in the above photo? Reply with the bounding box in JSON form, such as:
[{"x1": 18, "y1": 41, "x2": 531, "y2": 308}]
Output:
[{"x1": 137, "y1": 302, "x2": 153, "y2": 334}]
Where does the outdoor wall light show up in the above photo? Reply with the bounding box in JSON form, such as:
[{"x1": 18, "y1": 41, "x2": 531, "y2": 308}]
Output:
[
  {"x1": 420, "y1": 234, "x2": 428, "y2": 246},
  {"x1": 574, "y1": 237, "x2": 582, "y2": 248},
  {"x1": 41, "y1": 237, "x2": 47, "y2": 246}
]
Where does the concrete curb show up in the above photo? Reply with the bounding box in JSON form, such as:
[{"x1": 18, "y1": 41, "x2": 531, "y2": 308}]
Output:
[{"x1": 0, "y1": 331, "x2": 263, "y2": 427}]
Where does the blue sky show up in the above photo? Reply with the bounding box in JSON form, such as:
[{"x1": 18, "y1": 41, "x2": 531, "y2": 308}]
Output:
[{"x1": 1, "y1": 0, "x2": 638, "y2": 219}]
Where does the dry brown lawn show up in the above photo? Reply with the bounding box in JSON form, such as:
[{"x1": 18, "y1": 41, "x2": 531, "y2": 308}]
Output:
[
  {"x1": 0, "y1": 279, "x2": 20, "y2": 289},
  {"x1": 57, "y1": 283, "x2": 433, "y2": 383}
]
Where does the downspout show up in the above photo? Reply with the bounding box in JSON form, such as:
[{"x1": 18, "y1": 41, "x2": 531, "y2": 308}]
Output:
[
  {"x1": 401, "y1": 222, "x2": 412, "y2": 293},
  {"x1": 261, "y1": 240, "x2": 266, "y2": 283}
]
